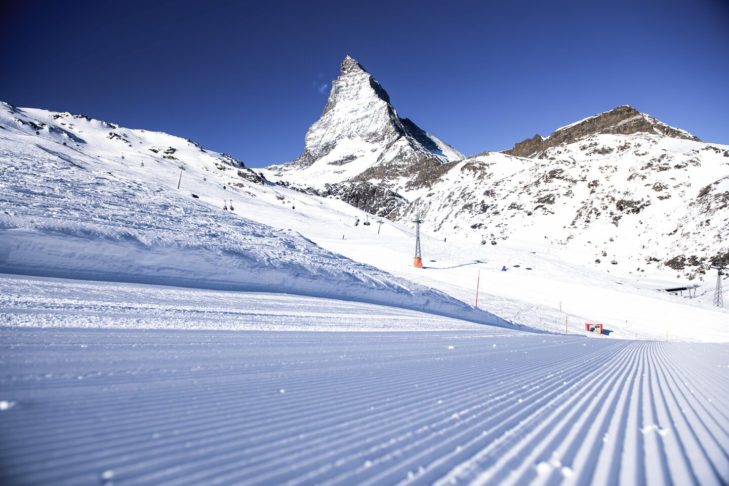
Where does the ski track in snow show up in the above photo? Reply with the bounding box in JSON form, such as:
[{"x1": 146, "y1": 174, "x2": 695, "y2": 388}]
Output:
[{"x1": 1, "y1": 280, "x2": 729, "y2": 485}]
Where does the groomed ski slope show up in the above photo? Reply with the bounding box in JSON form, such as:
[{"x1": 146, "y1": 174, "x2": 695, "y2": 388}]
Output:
[{"x1": 1, "y1": 278, "x2": 728, "y2": 485}]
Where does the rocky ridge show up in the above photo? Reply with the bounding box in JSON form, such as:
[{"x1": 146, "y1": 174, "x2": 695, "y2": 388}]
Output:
[{"x1": 504, "y1": 105, "x2": 701, "y2": 158}]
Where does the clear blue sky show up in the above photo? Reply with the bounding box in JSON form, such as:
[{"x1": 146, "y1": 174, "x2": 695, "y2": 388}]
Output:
[{"x1": 2, "y1": 0, "x2": 728, "y2": 168}]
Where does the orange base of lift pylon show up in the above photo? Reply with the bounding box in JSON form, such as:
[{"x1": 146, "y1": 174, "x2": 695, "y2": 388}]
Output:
[{"x1": 413, "y1": 257, "x2": 423, "y2": 268}]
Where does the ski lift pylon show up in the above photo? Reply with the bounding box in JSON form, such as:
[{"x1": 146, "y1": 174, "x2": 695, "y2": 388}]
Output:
[{"x1": 413, "y1": 215, "x2": 423, "y2": 268}]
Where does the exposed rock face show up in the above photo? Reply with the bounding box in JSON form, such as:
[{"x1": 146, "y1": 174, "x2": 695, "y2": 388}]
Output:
[
  {"x1": 319, "y1": 181, "x2": 407, "y2": 219},
  {"x1": 236, "y1": 168, "x2": 265, "y2": 185},
  {"x1": 284, "y1": 180, "x2": 408, "y2": 219},
  {"x1": 266, "y1": 56, "x2": 462, "y2": 189},
  {"x1": 353, "y1": 158, "x2": 458, "y2": 192},
  {"x1": 504, "y1": 105, "x2": 701, "y2": 157},
  {"x1": 504, "y1": 134, "x2": 544, "y2": 160}
]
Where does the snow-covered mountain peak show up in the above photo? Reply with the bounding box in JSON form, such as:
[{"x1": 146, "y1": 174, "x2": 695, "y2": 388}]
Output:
[
  {"x1": 264, "y1": 56, "x2": 463, "y2": 190},
  {"x1": 339, "y1": 55, "x2": 368, "y2": 76},
  {"x1": 505, "y1": 105, "x2": 701, "y2": 158},
  {"x1": 331, "y1": 56, "x2": 392, "y2": 106},
  {"x1": 320, "y1": 55, "x2": 392, "y2": 120}
]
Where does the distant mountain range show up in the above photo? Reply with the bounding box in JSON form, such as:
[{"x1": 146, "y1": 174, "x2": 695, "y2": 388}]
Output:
[{"x1": 263, "y1": 57, "x2": 729, "y2": 280}]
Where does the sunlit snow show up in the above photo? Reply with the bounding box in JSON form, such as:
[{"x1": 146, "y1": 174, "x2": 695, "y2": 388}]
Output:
[{"x1": 1, "y1": 102, "x2": 728, "y2": 485}]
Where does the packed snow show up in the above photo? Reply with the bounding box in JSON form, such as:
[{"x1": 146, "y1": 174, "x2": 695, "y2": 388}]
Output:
[
  {"x1": 1, "y1": 307, "x2": 728, "y2": 485},
  {"x1": 0, "y1": 274, "x2": 491, "y2": 332}
]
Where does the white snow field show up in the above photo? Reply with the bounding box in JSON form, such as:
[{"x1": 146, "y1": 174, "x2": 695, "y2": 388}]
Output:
[
  {"x1": 0, "y1": 102, "x2": 726, "y2": 341},
  {"x1": 0, "y1": 275, "x2": 493, "y2": 332},
  {"x1": 0, "y1": 103, "x2": 509, "y2": 330},
  {"x1": 1, "y1": 104, "x2": 729, "y2": 485},
  {"x1": 1, "y1": 279, "x2": 728, "y2": 485}
]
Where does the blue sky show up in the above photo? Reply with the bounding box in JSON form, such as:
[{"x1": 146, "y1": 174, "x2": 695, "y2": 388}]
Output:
[{"x1": 1, "y1": 0, "x2": 728, "y2": 168}]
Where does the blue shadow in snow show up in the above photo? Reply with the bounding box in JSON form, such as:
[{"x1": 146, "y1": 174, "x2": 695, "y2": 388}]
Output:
[{"x1": 422, "y1": 259, "x2": 485, "y2": 270}]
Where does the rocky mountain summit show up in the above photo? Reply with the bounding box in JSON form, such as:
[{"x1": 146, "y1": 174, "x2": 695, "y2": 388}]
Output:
[
  {"x1": 504, "y1": 105, "x2": 701, "y2": 158},
  {"x1": 265, "y1": 56, "x2": 462, "y2": 191}
]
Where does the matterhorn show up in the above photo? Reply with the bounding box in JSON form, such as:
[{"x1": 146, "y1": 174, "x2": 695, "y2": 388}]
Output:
[{"x1": 266, "y1": 56, "x2": 462, "y2": 191}]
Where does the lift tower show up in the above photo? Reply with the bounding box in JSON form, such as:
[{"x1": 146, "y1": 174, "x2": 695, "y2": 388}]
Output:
[
  {"x1": 413, "y1": 217, "x2": 423, "y2": 268},
  {"x1": 714, "y1": 265, "x2": 726, "y2": 308}
]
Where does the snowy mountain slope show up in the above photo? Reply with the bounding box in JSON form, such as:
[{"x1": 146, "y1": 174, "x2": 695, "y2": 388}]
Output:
[
  {"x1": 405, "y1": 131, "x2": 729, "y2": 281},
  {"x1": 260, "y1": 58, "x2": 728, "y2": 282},
  {"x1": 264, "y1": 56, "x2": 462, "y2": 191},
  {"x1": 0, "y1": 102, "x2": 509, "y2": 329},
  {"x1": 1, "y1": 101, "x2": 727, "y2": 342},
  {"x1": 254, "y1": 81, "x2": 729, "y2": 340}
]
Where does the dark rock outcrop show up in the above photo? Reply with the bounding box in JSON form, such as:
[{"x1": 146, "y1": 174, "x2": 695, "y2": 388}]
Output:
[{"x1": 319, "y1": 181, "x2": 407, "y2": 219}]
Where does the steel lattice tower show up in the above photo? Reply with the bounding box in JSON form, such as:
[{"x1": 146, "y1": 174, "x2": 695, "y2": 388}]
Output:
[
  {"x1": 714, "y1": 265, "x2": 725, "y2": 308},
  {"x1": 413, "y1": 217, "x2": 423, "y2": 268}
]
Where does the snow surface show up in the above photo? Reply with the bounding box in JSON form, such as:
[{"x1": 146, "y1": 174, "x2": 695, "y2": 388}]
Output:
[
  {"x1": 0, "y1": 274, "x2": 491, "y2": 332},
  {"x1": 1, "y1": 300, "x2": 728, "y2": 485},
  {"x1": 1, "y1": 102, "x2": 727, "y2": 341},
  {"x1": 2, "y1": 102, "x2": 729, "y2": 485},
  {"x1": 0, "y1": 103, "x2": 508, "y2": 329}
]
